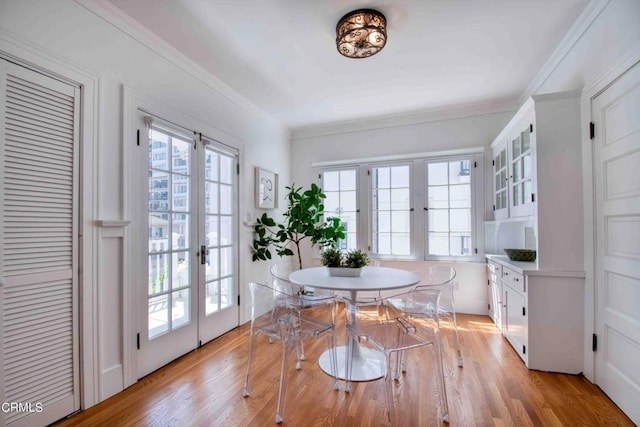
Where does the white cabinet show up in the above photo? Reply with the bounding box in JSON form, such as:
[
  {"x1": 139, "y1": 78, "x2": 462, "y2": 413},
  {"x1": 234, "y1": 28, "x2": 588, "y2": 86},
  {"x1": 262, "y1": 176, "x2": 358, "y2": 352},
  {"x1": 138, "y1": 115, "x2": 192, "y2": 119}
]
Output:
[
  {"x1": 491, "y1": 112, "x2": 535, "y2": 220},
  {"x1": 488, "y1": 91, "x2": 585, "y2": 271},
  {"x1": 485, "y1": 91, "x2": 586, "y2": 374},
  {"x1": 502, "y1": 266, "x2": 527, "y2": 362},
  {"x1": 487, "y1": 255, "x2": 584, "y2": 374}
]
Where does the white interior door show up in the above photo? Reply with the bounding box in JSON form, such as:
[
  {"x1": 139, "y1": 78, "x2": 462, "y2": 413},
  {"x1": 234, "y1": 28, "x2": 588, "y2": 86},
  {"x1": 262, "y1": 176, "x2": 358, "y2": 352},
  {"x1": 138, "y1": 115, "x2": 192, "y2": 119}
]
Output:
[
  {"x1": 593, "y1": 60, "x2": 640, "y2": 425},
  {"x1": 0, "y1": 60, "x2": 80, "y2": 426},
  {"x1": 137, "y1": 115, "x2": 239, "y2": 378}
]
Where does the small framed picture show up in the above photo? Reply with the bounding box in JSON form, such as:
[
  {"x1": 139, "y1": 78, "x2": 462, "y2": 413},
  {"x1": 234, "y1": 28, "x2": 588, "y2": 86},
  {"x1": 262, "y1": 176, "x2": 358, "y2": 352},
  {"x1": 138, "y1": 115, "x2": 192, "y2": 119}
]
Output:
[{"x1": 255, "y1": 167, "x2": 278, "y2": 209}]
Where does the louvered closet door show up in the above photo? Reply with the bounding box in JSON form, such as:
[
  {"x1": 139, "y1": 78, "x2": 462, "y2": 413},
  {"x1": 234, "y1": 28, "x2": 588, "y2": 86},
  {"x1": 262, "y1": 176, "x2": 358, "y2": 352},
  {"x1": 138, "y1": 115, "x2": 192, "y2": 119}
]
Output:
[{"x1": 0, "y1": 60, "x2": 80, "y2": 426}]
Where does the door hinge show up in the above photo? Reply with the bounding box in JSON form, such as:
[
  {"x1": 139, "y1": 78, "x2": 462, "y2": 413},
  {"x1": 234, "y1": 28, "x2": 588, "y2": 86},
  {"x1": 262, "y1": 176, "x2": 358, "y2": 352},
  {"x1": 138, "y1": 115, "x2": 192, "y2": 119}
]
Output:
[
  {"x1": 237, "y1": 163, "x2": 240, "y2": 175},
  {"x1": 136, "y1": 129, "x2": 140, "y2": 146},
  {"x1": 198, "y1": 340, "x2": 203, "y2": 348},
  {"x1": 318, "y1": 173, "x2": 322, "y2": 180},
  {"x1": 492, "y1": 159, "x2": 495, "y2": 166},
  {"x1": 592, "y1": 333, "x2": 598, "y2": 352},
  {"x1": 522, "y1": 306, "x2": 526, "y2": 316},
  {"x1": 493, "y1": 204, "x2": 496, "y2": 211},
  {"x1": 589, "y1": 122, "x2": 595, "y2": 140},
  {"x1": 136, "y1": 332, "x2": 140, "y2": 350},
  {"x1": 367, "y1": 245, "x2": 371, "y2": 251},
  {"x1": 531, "y1": 193, "x2": 535, "y2": 203},
  {"x1": 488, "y1": 279, "x2": 490, "y2": 286},
  {"x1": 237, "y1": 294, "x2": 241, "y2": 306},
  {"x1": 488, "y1": 303, "x2": 491, "y2": 310},
  {"x1": 522, "y1": 345, "x2": 527, "y2": 355},
  {"x1": 367, "y1": 170, "x2": 370, "y2": 176},
  {"x1": 474, "y1": 161, "x2": 477, "y2": 168},
  {"x1": 529, "y1": 123, "x2": 533, "y2": 133},
  {"x1": 474, "y1": 248, "x2": 478, "y2": 254}
]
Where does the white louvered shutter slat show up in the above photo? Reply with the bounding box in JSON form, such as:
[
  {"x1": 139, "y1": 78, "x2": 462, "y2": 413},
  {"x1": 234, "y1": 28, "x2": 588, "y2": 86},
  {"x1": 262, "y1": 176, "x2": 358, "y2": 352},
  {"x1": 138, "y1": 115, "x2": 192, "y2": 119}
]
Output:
[{"x1": 1, "y1": 60, "x2": 80, "y2": 426}]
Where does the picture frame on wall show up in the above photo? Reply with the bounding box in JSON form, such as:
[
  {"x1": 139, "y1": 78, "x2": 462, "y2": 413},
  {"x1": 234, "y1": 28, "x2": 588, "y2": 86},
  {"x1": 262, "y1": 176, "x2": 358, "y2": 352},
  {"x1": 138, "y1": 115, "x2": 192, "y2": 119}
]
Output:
[{"x1": 255, "y1": 167, "x2": 278, "y2": 209}]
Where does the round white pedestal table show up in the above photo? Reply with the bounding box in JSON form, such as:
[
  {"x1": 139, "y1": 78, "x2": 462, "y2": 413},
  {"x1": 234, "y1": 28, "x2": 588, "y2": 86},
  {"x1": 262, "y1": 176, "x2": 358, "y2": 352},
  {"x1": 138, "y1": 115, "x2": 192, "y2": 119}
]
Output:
[{"x1": 289, "y1": 266, "x2": 420, "y2": 381}]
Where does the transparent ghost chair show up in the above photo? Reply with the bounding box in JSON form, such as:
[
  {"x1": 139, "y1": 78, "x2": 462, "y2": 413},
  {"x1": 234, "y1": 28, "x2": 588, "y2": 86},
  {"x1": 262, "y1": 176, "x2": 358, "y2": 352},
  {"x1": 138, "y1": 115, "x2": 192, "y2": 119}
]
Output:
[
  {"x1": 344, "y1": 288, "x2": 449, "y2": 424},
  {"x1": 242, "y1": 281, "x2": 339, "y2": 424},
  {"x1": 270, "y1": 260, "x2": 337, "y2": 364},
  {"x1": 390, "y1": 265, "x2": 463, "y2": 368}
]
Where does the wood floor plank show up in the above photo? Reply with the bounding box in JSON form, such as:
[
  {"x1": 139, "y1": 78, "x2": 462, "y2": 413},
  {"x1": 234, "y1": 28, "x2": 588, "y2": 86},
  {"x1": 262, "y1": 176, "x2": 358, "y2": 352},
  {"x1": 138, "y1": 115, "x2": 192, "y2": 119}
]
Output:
[{"x1": 55, "y1": 313, "x2": 634, "y2": 426}]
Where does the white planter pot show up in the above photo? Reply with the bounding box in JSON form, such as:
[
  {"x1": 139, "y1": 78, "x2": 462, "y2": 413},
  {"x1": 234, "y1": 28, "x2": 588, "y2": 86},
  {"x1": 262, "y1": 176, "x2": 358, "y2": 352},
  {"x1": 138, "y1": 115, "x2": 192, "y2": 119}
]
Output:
[{"x1": 327, "y1": 267, "x2": 362, "y2": 277}]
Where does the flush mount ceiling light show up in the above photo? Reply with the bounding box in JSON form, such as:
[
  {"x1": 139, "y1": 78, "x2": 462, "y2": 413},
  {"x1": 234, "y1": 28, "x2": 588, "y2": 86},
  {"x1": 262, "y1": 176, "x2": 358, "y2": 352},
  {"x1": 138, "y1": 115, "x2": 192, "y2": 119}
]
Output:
[{"x1": 336, "y1": 9, "x2": 387, "y2": 59}]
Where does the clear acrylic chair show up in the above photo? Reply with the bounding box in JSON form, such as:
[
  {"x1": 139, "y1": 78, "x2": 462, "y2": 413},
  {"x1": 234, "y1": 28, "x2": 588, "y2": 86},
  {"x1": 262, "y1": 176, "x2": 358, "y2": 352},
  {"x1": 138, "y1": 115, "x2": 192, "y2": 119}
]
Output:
[
  {"x1": 242, "y1": 281, "x2": 339, "y2": 424},
  {"x1": 269, "y1": 260, "x2": 336, "y2": 364},
  {"x1": 391, "y1": 266, "x2": 463, "y2": 368},
  {"x1": 344, "y1": 288, "x2": 449, "y2": 424}
]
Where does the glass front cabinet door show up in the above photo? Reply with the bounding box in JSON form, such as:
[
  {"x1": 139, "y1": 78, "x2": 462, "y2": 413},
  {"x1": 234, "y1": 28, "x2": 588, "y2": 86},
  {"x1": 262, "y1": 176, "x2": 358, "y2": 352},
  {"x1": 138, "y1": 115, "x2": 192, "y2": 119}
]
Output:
[{"x1": 491, "y1": 112, "x2": 536, "y2": 220}]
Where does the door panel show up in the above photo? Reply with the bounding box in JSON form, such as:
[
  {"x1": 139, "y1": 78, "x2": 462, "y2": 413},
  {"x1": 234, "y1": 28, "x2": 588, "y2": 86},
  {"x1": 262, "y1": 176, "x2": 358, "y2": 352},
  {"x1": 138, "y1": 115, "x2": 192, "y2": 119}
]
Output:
[
  {"x1": 1, "y1": 60, "x2": 80, "y2": 426},
  {"x1": 138, "y1": 121, "x2": 199, "y2": 377},
  {"x1": 198, "y1": 141, "x2": 239, "y2": 344},
  {"x1": 593, "y1": 61, "x2": 640, "y2": 425}
]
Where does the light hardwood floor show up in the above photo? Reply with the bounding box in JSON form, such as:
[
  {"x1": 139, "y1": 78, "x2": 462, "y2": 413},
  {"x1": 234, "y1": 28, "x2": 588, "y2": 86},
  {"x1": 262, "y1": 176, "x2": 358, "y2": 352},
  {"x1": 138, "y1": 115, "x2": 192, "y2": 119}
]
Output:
[{"x1": 56, "y1": 312, "x2": 633, "y2": 426}]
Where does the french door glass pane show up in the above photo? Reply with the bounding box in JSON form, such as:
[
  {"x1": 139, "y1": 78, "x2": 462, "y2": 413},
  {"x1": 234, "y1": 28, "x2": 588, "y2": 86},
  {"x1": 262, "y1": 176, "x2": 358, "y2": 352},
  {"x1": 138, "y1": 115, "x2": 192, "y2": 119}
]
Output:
[
  {"x1": 148, "y1": 127, "x2": 193, "y2": 339},
  {"x1": 149, "y1": 294, "x2": 169, "y2": 338},
  {"x1": 204, "y1": 147, "x2": 236, "y2": 315},
  {"x1": 171, "y1": 251, "x2": 189, "y2": 289},
  {"x1": 172, "y1": 289, "x2": 190, "y2": 330}
]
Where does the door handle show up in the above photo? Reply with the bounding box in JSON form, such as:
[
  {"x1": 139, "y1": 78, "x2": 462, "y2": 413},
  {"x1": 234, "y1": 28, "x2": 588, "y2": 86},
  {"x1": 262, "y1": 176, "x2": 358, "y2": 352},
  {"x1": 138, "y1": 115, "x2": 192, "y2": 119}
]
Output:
[{"x1": 200, "y1": 245, "x2": 209, "y2": 265}]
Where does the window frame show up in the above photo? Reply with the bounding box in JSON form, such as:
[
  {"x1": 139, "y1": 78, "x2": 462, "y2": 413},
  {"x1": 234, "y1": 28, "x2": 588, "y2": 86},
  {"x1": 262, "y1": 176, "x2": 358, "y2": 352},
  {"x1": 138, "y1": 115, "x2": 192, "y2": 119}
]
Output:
[{"x1": 316, "y1": 152, "x2": 484, "y2": 263}]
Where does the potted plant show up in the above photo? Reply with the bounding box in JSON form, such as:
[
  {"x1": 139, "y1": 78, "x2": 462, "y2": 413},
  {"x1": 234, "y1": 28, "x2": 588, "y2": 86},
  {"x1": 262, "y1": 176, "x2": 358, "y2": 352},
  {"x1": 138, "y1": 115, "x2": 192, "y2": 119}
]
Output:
[
  {"x1": 251, "y1": 183, "x2": 345, "y2": 270},
  {"x1": 320, "y1": 247, "x2": 342, "y2": 268},
  {"x1": 321, "y1": 248, "x2": 369, "y2": 277}
]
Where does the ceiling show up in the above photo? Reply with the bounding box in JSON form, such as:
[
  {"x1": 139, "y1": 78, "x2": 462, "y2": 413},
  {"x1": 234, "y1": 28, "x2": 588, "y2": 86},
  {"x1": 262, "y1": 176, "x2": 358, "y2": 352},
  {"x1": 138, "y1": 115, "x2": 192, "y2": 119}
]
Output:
[{"x1": 107, "y1": 0, "x2": 590, "y2": 131}]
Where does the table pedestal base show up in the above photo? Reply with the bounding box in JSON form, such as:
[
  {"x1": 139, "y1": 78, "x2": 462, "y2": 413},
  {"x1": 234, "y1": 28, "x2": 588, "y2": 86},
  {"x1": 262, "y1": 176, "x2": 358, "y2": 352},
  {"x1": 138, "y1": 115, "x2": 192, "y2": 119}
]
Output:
[{"x1": 318, "y1": 346, "x2": 386, "y2": 381}]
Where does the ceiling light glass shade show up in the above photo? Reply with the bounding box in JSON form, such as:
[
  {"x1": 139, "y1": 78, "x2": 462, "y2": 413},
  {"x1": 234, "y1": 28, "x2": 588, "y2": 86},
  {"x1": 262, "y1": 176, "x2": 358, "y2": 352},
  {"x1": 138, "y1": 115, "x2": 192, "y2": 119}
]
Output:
[{"x1": 336, "y1": 9, "x2": 387, "y2": 58}]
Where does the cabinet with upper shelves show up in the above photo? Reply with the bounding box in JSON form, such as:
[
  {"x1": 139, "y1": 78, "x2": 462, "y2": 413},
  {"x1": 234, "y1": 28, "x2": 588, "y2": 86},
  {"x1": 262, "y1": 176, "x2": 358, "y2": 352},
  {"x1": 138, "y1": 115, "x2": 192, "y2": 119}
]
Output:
[
  {"x1": 492, "y1": 109, "x2": 535, "y2": 220},
  {"x1": 487, "y1": 91, "x2": 585, "y2": 272}
]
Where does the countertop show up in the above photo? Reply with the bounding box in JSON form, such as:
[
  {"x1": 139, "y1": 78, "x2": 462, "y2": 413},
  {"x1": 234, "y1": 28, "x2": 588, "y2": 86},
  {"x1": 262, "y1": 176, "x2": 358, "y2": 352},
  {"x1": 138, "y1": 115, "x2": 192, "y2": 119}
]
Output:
[{"x1": 486, "y1": 254, "x2": 585, "y2": 278}]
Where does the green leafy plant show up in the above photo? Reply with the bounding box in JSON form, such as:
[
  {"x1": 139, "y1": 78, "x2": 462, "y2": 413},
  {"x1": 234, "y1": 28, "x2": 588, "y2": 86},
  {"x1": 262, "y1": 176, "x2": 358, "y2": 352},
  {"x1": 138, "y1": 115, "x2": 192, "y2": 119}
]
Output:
[
  {"x1": 344, "y1": 249, "x2": 369, "y2": 268},
  {"x1": 252, "y1": 183, "x2": 345, "y2": 269},
  {"x1": 321, "y1": 247, "x2": 343, "y2": 267}
]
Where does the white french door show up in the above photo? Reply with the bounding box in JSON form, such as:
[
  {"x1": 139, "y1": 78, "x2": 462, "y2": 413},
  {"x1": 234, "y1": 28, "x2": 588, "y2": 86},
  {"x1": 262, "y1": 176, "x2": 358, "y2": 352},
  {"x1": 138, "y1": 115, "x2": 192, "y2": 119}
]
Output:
[
  {"x1": 593, "y1": 60, "x2": 640, "y2": 425},
  {"x1": 137, "y1": 113, "x2": 239, "y2": 378}
]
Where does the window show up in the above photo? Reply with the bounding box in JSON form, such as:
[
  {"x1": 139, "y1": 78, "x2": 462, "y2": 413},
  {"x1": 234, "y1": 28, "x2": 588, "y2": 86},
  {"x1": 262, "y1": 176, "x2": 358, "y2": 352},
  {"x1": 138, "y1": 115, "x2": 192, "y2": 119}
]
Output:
[
  {"x1": 426, "y1": 159, "x2": 472, "y2": 257},
  {"x1": 318, "y1": 153, "x2": 481, "y2": 261},
  {"x1": 322, "y1": 169, "x2": 358, "y2": 250},
  {"x1": 371, "y1": 165, "x2": 411, "y2": 256}
]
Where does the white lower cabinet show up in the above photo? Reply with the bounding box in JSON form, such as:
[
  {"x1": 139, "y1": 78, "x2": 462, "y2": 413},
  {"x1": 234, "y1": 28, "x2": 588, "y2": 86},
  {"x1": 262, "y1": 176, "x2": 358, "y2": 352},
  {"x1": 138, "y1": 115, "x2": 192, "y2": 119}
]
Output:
[
  {"x1": 487, "y1": 256, "x2": 584, "y2": 374},
  {"x1": 503, "y1": 267, "x2": 527, "y2": 362}
]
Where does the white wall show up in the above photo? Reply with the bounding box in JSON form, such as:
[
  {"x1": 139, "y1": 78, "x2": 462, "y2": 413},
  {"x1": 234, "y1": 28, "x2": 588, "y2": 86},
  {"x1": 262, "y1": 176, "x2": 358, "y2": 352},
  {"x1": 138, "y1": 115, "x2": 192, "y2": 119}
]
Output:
[{"x1": 0, "y1": 0, "x2": 290, "y2": 403}]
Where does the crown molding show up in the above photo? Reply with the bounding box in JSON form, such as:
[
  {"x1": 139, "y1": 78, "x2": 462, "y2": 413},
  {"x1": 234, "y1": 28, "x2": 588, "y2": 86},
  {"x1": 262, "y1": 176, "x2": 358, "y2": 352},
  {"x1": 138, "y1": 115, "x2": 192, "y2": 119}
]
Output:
[
  {"x1": 75, "y1": 0, "x2": 284, "y2": 132},
  {"x1": 519, "y1": 0, "x2": 611, "y2": 104},
  {"x1": 291, "y1": 98, "x2": 519, "y2": 140}
]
